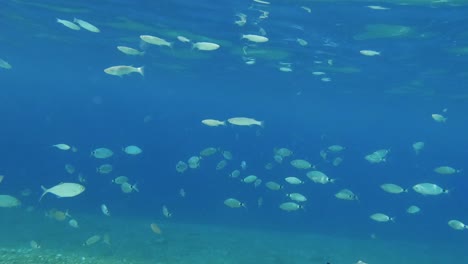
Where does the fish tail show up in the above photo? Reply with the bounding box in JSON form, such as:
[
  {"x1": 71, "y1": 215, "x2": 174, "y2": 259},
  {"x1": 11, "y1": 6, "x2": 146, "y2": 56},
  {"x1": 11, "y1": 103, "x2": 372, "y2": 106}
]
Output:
[
  {"x1": 137, "y1": 66, "x2": 144, "y2": 76},
  {"x1": 39, "y1": 186, "x2": 48, "y2": 202},
  {"x1": 132, "y1": 183, "x2": 140, "y2": 192}
]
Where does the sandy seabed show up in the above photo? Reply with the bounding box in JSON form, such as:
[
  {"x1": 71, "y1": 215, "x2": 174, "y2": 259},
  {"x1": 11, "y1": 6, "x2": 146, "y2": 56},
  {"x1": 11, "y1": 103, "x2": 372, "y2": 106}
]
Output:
[{"x1": 0, "y1": 210, "x2": 466, "y2": 264}]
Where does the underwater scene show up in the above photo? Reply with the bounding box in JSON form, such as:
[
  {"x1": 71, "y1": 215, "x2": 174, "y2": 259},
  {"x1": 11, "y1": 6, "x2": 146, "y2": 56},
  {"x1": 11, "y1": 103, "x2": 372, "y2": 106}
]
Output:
[{"x1": 1, "y1": 0, "x2": 468, "y2": 263}]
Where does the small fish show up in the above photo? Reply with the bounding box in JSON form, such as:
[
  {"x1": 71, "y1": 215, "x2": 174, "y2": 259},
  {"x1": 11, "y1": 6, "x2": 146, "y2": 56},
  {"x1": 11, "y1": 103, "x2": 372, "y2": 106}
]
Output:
[
  {"x1": 265, "y1": 181, "x2": 283, "y2": 191},
  {"x1": 56, "y1": 18, "x2": 80, "y2": 30},
  {"x1": 50, "y1": 209, "x2": 71, "y2": 221},
  {"x1": 30, "y1": 240, "x2": 41, "y2": 249},
  {"x1": 300, "y1": 6, "x2": 312, "y2": 13},
  {"x1": 117, "y1": 46, "x2": 145, "y2": 56},
  {"x1": 406, "y1": 205, "x2": 421, "y2": 214},
  {"x1": 91, "y1": 147, "x2": 113, "y2": 159},
  {"x1": 431, "y1": 113, "x2": 447, "y2": 122},
  {"x1": 370, "y1": 213, "x2": 395, "y2": 223},
  {"x1": 380, "y1": 183, "x2": 408, "y2": 194},
  {"x1": 150, "y1": 223, "x2": 162, "y2": 234},
  {"x1": 84, "y1": 235, "x2": 101, "y2": 246},
  {"x1": 176, "y1": 161, "x2": 188, "y2": 173},
  {"x1": 230, "y1": 169, "x2": 241, "y2": 178},
  {"x1": 286, "y1": 193, "x2": 307, "y2": 202},
  {"x1": 275, "y1": 148, "x2": 293, "y2": 157},
  {"x1": 20, "y1": 188, "x2": 32, "y2": 197},
  {"x1": 104, "y1": 65, "x2": 144, "y2": 77},
  {"x1": 74, "y1": 18, "x2": 100, "y2": 32},
  {"x1": 332, "y1": 157, "x2": 343, "y2": 166},
  {"x1": 187, "y1": 156, "x2": 201, "y2": 169},
  {"x1": 312, "y1": 71, "x2": 326, "y2": 76},
  {"x1": 412, "y1": 141, "x2": 425, "y2": 155},
  {"x1": 77, "y1": 173, "x2": 86, "y2": 183},
  {"x1": 140, "y1": 35, "x2": 172, "y2": 47},
  {"x1": 279, "y1": 202, "x2": 303, "y2": 212},
  {"x1": 360, "y1": 50, "x2": 381, "y2": 56},
  {"x1": 216, "y1": 160, "x2": 228, "y2": 170},
  {"x1": 279, "y1": 66, "x2": 293, "y2": 72},
  {"x1": 242, "y1": 175, "x2": 258, "y2": 184},
  {"x1": 296, "y1": 38, "x2": 308, "y2": 46},
  {"x1": 434, "y1": 166, "x2": 460, "y2": 175},
  {"x1": 240, "y1": 161, "x2": 247, "y2": 170},
  {"x1": 177, "y1": 36, "x2": 191, "y2": 43},
  {"x1": 234, "y1": 13, "x2": 247, "y2": 26},
  {"x1": 201, "y1": 119, "x2": 225, "y2": 127},
  {"x1": 253, "y1": 0, "x2": 270, "y2": 4},
  {"x1": 227, "y1": 117, "x2": 263, "y2": 127},
  {"x1": 192, "y1": 42, "x2": 220, "y2": 51},
  {"x1": 0, "y1": 58, "x2": 12, "y2": 69},
  {"x1": 224, "y1": 198, "x2": 246, "y2": 208},
  {"x1": 0, "y1": 195, "x2": 21, "y2": 207},
  {"x1": 254, "y1": 179, "x2": 262, "y2": 188},
  {"x1": 112, "y1": 176, "x2": 128, "y2": 185},
  {"x1": 121, "y1": 182, "x2": 139, "y2": 193},
  {"x1": 65, "y1": 164, "x2": 75, "y2": 174},
  {"x1": 179, "y1": 188, "x2": 186, "y2": 198},
  {"x1": 364, "y1": 152, "x2": 386, "y2": 164},
  {"x1": 264, "y1": 163, "x2": 274, "y2": 170},
  {"x1": 273, "y1": 154, "x2": 283, "y2": 164},
  {"x1": 222, "y1": 150, "x2": 233, "y2": 160},
  {"x1": 284, "y1": 176, "x2": 304, "y2": 185},
  {"x1": 335, "y1": 189, "x2": 358, "y2": 201},
  {"x1": 40, "y1": 183, "x2": 85, "y2": 201},
  {"x1": 413, "y1": 183, "x2": 448, "y2": 195},
  {"x1": 242, "y1": 34, "x2": 269, "y2": 43},
  {"x1": 366, "y1": 5, "x2": 390, "y2": 10},
  {"x1": 52, "y1": 143, "x2": 71, "y2": 150},
  {"x1": 101, "y1": 204, "x2": 110, "y2": 216},
  {"x1": 68, "y1": 219, "x2": 79, "y2": 228},
  {"x1": 307, "y1": 171, "x2": 335, "y2": 184},
  {"x1": 97, "y1": 164, "x2": 113, "y2": 174},
  {"x1": 162, "y1": 205, "x2": 172, "y2": 218},
  {"x1": 123, "y1": 145, "x2": 142, "y2": 155},
  {"x1": 448, "y1": 219, "x2": 467, "y2": 230},
  {"x1": 290, "y1": 159, "x2": 312, "y2": 169}
]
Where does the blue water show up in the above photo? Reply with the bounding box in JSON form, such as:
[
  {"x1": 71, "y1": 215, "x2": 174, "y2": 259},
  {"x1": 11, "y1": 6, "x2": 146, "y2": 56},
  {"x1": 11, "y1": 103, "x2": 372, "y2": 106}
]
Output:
[{"x1": 1, "y1": 0, "x2": 468, "y2": 262}]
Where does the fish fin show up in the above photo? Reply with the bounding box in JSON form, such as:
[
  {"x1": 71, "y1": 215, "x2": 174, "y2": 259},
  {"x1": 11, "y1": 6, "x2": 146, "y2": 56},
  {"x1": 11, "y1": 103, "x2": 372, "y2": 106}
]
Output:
[
  {"x1": 39, "y1": 186, "x2": 48, "y2": 202},
  {"x1": 132, "y1": 183, "x2": 140, "y2": 192},
  {"x1": 137, "y1": 66, "x2": 144, "y2": 76}
]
